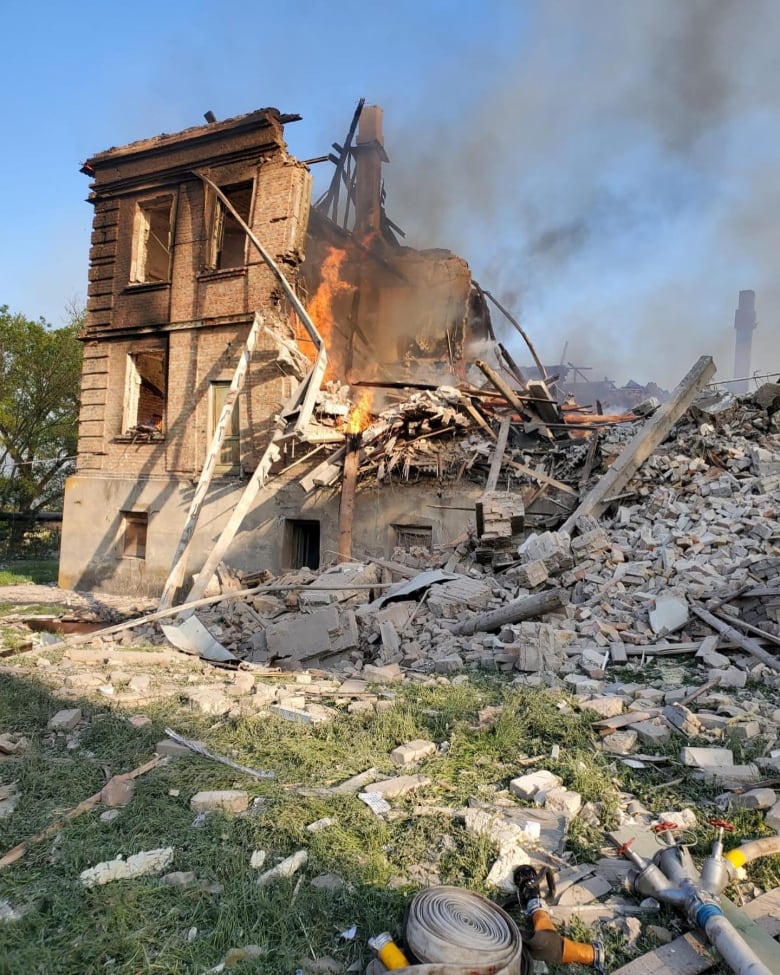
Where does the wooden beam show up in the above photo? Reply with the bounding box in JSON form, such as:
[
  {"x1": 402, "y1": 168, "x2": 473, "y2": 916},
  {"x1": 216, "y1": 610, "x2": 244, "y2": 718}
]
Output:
[
  {"x1": 450, "y1": 588, "x2": 564, "y2": 636},
  {"x1": 526, "y1": 379, "x2": 562, "y2": 426},
  {"x1": 337, "y1": 435, "x2": 360, "y2": 561},
  {"x1": 691, "y1": 605, "x2": 780, "y2": 673},
  {"x1": 482, "y1": 291, "x2": 548, "y2": 380},
  {"x1": 458, "y1": 393, "x2": 497, "y2": 440},
  {"x1": 0, "y1": 755, "x2": 163, "y2": 871},
  {"x1": 475, "y1": 359, "x2": 552, "y2": 439},
  {"x1": 180, "y1": 419, "x2": 288, "y2": 612},
  {"x1": 484, "y1": 416, "x2": 511, "y2": 491},
  {"x1": 503, "y1": 457, "x2": 577, "y2": 497},
  {"x1": 158, "y1": 313, "x2": 262, "y2": 610},
  {"x1": 561, "y1": 356, "x2": 716, "y2": 532}
]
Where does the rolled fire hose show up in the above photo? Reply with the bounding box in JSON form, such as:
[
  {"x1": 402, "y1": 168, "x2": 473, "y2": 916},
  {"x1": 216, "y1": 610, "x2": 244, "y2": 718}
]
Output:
[{"x1": 393, "y1": 886, "x2": 526, "y2": 975}]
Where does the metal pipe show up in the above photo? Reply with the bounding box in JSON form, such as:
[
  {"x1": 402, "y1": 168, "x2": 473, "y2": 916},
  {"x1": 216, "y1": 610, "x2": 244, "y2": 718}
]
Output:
[
  {"x1": 700, "y1": 912, "x2": 774, "y2": 975},
  {"x1": 616, "y1": 829, "x2": 779, "y2": 975}
]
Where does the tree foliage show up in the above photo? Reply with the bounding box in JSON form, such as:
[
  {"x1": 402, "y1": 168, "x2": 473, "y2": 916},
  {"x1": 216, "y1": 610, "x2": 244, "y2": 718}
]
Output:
[{"x1": 0, "y1": 305, "x2": 83, "y2": 521}]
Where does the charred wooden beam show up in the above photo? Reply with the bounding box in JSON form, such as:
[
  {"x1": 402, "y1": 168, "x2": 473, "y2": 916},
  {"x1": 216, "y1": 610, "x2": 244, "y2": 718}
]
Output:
[
  {"x1": 475, "y1": 359, "x2": 553, "y2": 439},
  {"x1": 338, "y1": 433, "x2": 361, "y2": 561}
]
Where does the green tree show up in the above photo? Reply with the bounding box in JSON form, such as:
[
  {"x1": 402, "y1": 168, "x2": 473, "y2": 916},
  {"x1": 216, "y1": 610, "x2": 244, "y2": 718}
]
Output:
[{"x1": 0, "y1": 305, "x2": 83, "y2": 543}]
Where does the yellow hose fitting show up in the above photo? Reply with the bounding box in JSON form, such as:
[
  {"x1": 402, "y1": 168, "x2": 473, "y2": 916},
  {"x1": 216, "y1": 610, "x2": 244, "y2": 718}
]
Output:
[
  {"x1": 725, "y1": 848, "x2": 747, "y2": 870},
  {"x1": 368, "y1": 932, "x2": 410, "y2": 970}
]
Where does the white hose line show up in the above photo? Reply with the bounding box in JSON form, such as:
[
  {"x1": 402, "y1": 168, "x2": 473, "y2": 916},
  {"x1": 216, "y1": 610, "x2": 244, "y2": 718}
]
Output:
[{"x1": 396, "y1": 886, "x2": 525, "y2": 975}]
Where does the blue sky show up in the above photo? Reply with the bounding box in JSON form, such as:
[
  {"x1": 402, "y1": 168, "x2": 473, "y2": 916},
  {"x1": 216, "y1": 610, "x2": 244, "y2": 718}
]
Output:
[{"x1": 2, "y1": 0, "x2": 778, "y2": 388}]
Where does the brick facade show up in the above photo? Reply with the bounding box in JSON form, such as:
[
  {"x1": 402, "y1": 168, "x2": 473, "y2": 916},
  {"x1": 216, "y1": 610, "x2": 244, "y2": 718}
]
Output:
[{"x1": 60, "y1": 110, "x2": 319, "y2": 594}]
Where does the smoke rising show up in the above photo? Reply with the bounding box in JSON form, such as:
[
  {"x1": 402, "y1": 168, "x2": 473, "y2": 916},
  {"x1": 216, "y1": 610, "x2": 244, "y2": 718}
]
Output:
[{"x1": 381, "y1": 0, "x2": 780, "y2": 388}]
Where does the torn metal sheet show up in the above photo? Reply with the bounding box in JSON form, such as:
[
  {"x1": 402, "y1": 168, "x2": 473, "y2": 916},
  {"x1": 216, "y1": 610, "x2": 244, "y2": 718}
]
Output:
[
  {"x1": 360, "y1": 569, "x2": 461, "y2": 614},
  {"x1": 161, "y1": 615, "x2": 236, "y2": 662}
]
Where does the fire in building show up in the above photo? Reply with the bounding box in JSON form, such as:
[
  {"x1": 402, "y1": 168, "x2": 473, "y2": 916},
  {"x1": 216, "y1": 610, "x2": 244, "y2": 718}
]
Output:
[
  {"x1": 59, "y1": 103, "x2": 508, "y2": 599},
  {"x1": 62, "y1": 100, "x2": 681, "y2": 604}
]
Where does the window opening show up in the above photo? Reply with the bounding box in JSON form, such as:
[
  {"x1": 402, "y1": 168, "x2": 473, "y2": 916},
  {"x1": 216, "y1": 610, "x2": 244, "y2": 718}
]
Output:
[
  {"x1": 210, "y1": 381, "x2": 241, "y2": 473},
  {"x1": 123, "y1": 348, "x2": 166, "y2": 434},
  {"x1": 131, "y1": 196, "x2": 172, "y2": 283},
  {"x1": 394, "y1": 524, "x2": 433, "y2": 551},
  {"x1": 122, "y1": 512, "x2": 148, "y2": 559},
  {"x1": 284, "y1": 519, "x2": 320, "y2": 570},
  {"x1": 208, "y1": 182, "x2": 253, "y2": 270}
]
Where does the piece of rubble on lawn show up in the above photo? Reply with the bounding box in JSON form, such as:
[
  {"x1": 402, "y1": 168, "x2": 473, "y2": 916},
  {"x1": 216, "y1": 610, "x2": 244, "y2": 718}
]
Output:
[
  {"x1": 47, "y1": 708, "x2": 82, "y2": 732},
  {"x1": 0, "y1": 734, "x2": 29, "y2": 756},
  {"x1": 509, "y1": 770, "x2": 563, "y2": 801},
  {"x1": 80, "y1": 847, "x2": 174, "y2": 887},
  {"x1": 390, "y1": 739, "x2": 436, "y2": 766},
  {"x1": 0, "y1": 783, "x2": 19, "y2": 819},
  {"x1": 255, "y1": 850, "x2": 308, "y2": 887},
  {"x1": 190, "y1": 790, "x2": 250, "y2": 814}
]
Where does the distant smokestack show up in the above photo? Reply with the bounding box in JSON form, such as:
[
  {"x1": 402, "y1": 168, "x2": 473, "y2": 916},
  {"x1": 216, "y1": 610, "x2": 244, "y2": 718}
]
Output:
[{"x1": 733, "y1": 290, "x2": 757, "y2": 393}]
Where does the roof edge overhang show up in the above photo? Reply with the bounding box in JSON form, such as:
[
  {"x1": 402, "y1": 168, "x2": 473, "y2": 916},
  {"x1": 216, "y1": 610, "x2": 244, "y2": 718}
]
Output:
[{"x1": 83, "y1": 107, "x2": 300, "y2": 173}]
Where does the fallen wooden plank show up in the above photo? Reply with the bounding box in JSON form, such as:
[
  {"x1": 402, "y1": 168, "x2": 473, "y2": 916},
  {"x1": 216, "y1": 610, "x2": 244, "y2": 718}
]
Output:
[
  {"x1": 449, "y1": 588, "x2": 564, "y2": 637},
  {"x1": 526, "y1": 379, "x2": 563, "y2": 426},
  {"x1": 475, "y1": 358, "x2": 552, "y2": 439},
  {"x1": 561, "y1": 356, "x2": 716, "y2": 532},
  {"x1": 593, "y1": 711, "x2": 659, "y2": 732},
  {"x1": 503, "y1": 457, "x2": 577, "y2": 496},
  {"x1": 692, "y1": 605, "x2": 780, "y2": 673},
  {"x1": 715, "y1": 608, "x2": 780, "y2": 648},
  {"x1": 742, "y1": 888, "x2": 780, "y2": 936},
  {"x1": 0, "y1": 755, "x2": 163, "y2": 871}
]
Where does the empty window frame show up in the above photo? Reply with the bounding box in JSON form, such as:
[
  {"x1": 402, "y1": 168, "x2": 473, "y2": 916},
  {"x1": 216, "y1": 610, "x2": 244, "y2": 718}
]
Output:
[
  {"x1": 210, "y1": 381, "x2": 241, "y2": 474},
  {"x1": 394, "y1": 524, "x2": 433, "y2": 551},
  {"x1": 123, "y1": 347, "x2": 167, "y2": 434},
  {"x1": 206, "y1": 182, "x2": 253, "y2": 270},
  {"x1": 284, "y1": 519, "x2": 320, "y2": 570},
  {"x1": 131, "y1": 195, "x2": 173, "y2": 283},
  {"x1": 122, "y1": 511, "x2": 148, "y2": 559}
]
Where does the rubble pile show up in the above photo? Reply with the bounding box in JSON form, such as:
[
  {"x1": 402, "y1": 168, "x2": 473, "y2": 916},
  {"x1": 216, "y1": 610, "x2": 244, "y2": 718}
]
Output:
[
  {"x1": 11, "y1": 384, "x2": 780, "y2": 756},
  {"x1": 153, "y1": 384, "x2": 776, "y2": 680}
]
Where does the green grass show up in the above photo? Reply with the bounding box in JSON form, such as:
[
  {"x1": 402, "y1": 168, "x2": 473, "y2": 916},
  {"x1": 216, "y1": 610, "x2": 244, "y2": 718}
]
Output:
[
  {"x1": 0, "y1": 558, "x2": 59, "y2": 585},
  {"x1": 0, "y1": 672, "x2": 776, "y2": 973}
]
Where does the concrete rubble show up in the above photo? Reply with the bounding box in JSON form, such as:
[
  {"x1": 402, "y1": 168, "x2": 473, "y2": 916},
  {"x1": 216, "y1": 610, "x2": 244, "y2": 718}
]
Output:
[
  {"x1": 2, "y1": 381, "x2": 780, "y2": 968},
  {"x1": 27, "y1": 382, "x2": 772, "y2": 695},
  {"x1": 79, "y1": 847, "x2": 175, "y2": 887}
]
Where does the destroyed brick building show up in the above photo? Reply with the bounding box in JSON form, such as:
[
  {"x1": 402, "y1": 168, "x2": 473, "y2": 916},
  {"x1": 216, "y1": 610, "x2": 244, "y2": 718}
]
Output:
[{"x1": 58, "y1": 104, "x2": 500, "y2": 598}]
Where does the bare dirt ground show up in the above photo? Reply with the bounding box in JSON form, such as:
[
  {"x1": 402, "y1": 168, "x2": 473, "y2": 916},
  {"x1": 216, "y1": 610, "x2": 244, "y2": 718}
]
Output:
[{"x1": 0, "y1": 583, "x2": 156, "y2": 620}]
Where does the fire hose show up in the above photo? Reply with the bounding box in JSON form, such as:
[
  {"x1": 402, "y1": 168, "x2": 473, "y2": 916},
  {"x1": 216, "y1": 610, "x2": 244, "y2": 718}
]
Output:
[{"x1": 368, "y1": 879, "x2": 602, "y2": 974}]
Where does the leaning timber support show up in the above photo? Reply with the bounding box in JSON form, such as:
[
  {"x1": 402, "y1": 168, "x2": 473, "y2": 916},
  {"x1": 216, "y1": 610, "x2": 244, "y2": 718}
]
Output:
[
  {"x1": 482, "y1": 290, "x2": 548, "y2": 381},
  {"x1": 158, "y1": 312, "x2": 262, "y2": 611},
  {"x1": 484, "y1": 416, "x2": 512, "y2": 492},
  {"x1": 561, "y1": 356, "x2": 716, "y2": 533},
  {"x1": 179, "y1": 174, "x2": 329, "y2": 608},
  {"x1": 450, "y1": 588, "x2": 564, "y2": 637}
]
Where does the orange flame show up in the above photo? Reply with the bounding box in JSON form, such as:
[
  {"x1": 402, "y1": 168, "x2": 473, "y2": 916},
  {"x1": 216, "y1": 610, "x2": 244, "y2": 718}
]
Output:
[
  {"x1": 346, "y1": 390, "x2": 373, "y2": 434},
  {"x1": 307, "y1": 246, "x2": 355, "y2": 354}
]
